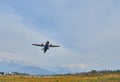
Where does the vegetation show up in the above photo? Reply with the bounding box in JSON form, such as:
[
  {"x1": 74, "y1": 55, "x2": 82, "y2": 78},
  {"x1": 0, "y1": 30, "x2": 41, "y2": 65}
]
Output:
[
  {"x1": 0, "y1": 74, "x2": 120, "y2": 82},
  {"x1": 0, "y1": 70, "x2": 120, "y2": 82},
  {"x1": 53, "y1": 70, "x2": 120, "y2": 76}
]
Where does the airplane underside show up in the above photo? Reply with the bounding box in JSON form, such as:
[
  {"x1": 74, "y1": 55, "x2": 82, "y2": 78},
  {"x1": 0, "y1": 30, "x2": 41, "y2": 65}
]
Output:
[
  {"x1": 32, "y1": 41, "x2": 59, "y2": 53},
  {"x1": 43, "y1": 46, "x2": 49, "y2": 53}
]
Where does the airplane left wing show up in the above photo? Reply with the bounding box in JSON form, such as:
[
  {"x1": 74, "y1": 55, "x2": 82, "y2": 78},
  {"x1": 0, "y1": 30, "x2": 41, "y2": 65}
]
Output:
[
  {"x1": 49, "y1": 44, "x2": 60, "y2": 47},
  {"x1": 32, "y1": 44, "x2": 44, "y2": 47}
]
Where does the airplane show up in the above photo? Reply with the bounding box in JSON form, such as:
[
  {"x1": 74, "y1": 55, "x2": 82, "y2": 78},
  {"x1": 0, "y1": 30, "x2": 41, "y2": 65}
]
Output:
[{"x1": 32, "y1": 41, "x2": 60, "y2": 53}]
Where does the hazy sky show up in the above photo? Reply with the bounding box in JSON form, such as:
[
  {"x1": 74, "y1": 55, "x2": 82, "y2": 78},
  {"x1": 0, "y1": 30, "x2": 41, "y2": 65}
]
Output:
[{"x1": 0, "y1": 0, "x2": 120, "y2": 71}]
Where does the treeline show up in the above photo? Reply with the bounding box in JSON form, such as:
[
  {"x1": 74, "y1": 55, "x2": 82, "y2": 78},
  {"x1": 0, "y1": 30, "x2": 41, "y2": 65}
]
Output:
[
  {"x1": 77, "y1": 70, "x2": 120, "y2": 76},
  {"x1": 54, "y1": 70, "x2": 120, "y2": 76},
  {"x1": 0, "y1": 70, "x2": 120, "y2": 76}
]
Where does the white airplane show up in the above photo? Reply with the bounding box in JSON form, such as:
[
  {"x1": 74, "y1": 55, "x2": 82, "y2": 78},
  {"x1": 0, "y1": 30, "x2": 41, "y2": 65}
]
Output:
[{"x1": 32, "y1": 41, "x2": 60, "y2": 53}]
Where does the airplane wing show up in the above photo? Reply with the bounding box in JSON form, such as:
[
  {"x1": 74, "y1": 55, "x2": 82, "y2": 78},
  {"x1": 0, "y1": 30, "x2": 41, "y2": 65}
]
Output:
[
  {"x1": 49, "y1": 44, "x2": 60, "y2": 47},
  {"x1": 32, "y1": 44, "x2": 44, "y2": 47}
]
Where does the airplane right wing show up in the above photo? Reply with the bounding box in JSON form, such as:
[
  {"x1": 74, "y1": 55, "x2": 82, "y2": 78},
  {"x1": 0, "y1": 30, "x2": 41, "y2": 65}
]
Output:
[
  {"x1": 32, "y1": 44, "x2": 44, "y2": 47},
  {"x1": 49, "y1": 44, "x2": 60, "y2": 47}
]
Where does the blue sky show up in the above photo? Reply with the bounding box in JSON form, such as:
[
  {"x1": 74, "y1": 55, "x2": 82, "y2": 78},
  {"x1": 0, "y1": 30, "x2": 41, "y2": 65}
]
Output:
[{"x1": 0, "y1": 0, "x2": 120, "y2": 71}]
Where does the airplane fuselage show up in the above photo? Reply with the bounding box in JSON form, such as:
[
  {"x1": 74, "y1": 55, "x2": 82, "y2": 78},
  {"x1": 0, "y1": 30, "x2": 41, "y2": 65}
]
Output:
[{"x1": 43, "y1": 41, "x2": 49, "y2": 53}]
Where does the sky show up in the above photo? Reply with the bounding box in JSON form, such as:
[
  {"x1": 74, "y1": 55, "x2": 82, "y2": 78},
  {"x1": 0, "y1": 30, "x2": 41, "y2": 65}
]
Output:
[{"x1": 0, "y1": 0, "x2": 120, "y2": 71}]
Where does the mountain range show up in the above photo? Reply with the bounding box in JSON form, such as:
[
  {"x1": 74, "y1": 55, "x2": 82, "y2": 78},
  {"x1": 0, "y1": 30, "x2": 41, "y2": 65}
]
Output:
[
  {"x1": 0, "y1": 58, "x2": 86, "y2": 75},
  {"x1": 0, "y1": 60, "x2": 54, "y2": 75}
]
